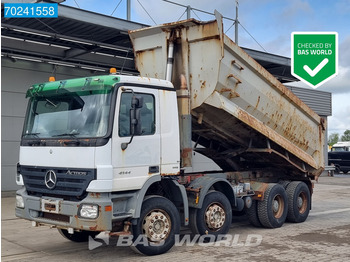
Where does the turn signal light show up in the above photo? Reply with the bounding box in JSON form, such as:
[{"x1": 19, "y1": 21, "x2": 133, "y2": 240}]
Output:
[{"x1": 49, "y1": 76, "x2": 56, "y2": 82}]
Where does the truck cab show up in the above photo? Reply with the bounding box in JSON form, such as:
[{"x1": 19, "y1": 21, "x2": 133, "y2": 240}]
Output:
[
  {"x1": 16, "y1": 74, "x2": 180, "y2": 233},
  {"x1": 328, "y1": 141, "x2": 350, "y2": 174}
]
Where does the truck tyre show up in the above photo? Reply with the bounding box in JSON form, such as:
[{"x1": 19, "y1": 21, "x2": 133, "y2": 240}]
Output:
[
  {"x1": 246, "y1": 200, "x2": 262, "y2": 227},
  {"x1": 189, "y1": 208, "x2": 199, "y2": 235},
  {"x1": 193, "y1": 191, "x2": 232, "y2": 241},
  {"x1": 131, "y1": 196, "x2": 180, "y2": 256},
  {"x1": 278, "y1": 180, "x2": 290, "y2": 189},
  {"x1": 335, "y1": 166, "x2": 341, "y2": 174},
  {"x1": 286, "y1": 181, "x2": 310, "y2": 223},
  {"x1": 58, "y1": 228, "x2": 98, "y2": 242},
  {"x1": 257, "y1": 183, "x2": 288, "y2": 228}
]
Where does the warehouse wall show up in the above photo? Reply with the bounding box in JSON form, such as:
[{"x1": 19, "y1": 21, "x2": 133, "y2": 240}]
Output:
[
  {"x1": 1, "y1": 58, "x2": 103, "y2": 191},
  {"x1": 287, "y1": 86, "x2": 332, "y2": 116}
]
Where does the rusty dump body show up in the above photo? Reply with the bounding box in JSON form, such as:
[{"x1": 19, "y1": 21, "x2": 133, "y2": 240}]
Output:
[{"x1": 129, "y1": 13, "x2": 325, "y2": 180}]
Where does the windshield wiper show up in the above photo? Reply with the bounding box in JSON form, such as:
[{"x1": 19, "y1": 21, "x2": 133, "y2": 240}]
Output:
[
  {"x1": 52, "y1": 132, "x2": 80, "y2": 138},
  {"x1": 23, "y1": 132, "x2": 40, "y2": 138},
  {"x1": 46, "y1": 98, "x2": 58, "y2": 108}
]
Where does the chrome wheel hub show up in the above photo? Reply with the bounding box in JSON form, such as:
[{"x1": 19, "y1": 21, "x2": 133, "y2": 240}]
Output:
[
  {"x1": 205, "y1": 204, "x2": 226, "y2": 230},
  {"x1": 297, "y1": 196, "x2": 303, "y2": 209},
  {"x1": 273, "y1": 199, "x2": 280, "y2": 213},
  {"x1": 142, "y1": 210, "x2": 170, "y2": 242}
]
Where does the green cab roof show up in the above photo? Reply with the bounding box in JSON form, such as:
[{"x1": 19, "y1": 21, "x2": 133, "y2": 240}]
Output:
[{"x1": 26, "y1": 75, "x2": 120, "y2": 98}]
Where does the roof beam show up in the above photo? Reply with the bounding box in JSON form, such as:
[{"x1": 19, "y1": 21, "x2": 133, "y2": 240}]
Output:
[{"x1": 58, "y1": 5, "x2": 147, "y2": 32}]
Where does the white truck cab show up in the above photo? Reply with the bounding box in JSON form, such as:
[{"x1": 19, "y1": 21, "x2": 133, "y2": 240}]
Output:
[
  {"x1": 16, "y1": 74, "x2": 181, "y2": 234},
  {"x1": 331, "y1": 141, "x2": 350, "y2": 152}
]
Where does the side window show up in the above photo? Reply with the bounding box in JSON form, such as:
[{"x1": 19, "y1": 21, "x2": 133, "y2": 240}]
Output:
[{"x1": 119, "y1": 92, "x2": 155, "y2": 137}]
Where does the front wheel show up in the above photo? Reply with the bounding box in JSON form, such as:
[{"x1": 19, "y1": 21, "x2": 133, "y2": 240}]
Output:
[
  {"x1": 131, "y1": 196, "x2": 180, "y2": 256},
  {"x1": 191, "y1": 191, "x2": 232, "y2": 241},
  {"x1": 335, "y1": 166, "x2": 341, "y2": 173},
  {"x1": 258, "y1": 183, "x2": 288, "y2": 228},
  {"x1": 58, "y1": 228, "x2": 99, "y2": 242},
  {"x1": 286, "y1": 181, "x2": 311, "y2": 223}
]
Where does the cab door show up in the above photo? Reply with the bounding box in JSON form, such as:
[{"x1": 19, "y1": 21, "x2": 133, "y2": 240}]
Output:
[{"x1": 112, "y1": 85, "x2": 160, "y2": 191}]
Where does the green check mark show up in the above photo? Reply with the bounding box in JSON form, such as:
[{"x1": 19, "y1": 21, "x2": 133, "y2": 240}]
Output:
[{"x1": 303, "y1": 58, "x2": 329, "y2": 77}]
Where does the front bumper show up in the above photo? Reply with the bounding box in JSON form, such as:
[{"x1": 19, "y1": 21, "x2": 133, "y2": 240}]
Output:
[{"x1": 15, "y1": 188, "x2": 113, "y2": 231}]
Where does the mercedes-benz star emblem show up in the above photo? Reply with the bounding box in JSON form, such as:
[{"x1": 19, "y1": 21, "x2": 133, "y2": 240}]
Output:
[{"x1": 45, "y1": 170, "x2": 57, "y2": 190}]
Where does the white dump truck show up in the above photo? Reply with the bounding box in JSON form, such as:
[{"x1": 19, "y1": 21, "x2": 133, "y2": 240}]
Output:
[{"x1": 15, "y1": 13, "x2": 325, "y2": 255}]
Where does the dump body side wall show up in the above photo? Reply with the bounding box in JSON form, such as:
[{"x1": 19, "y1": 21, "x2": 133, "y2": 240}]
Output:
[{"x1": 129, "y1": 18, "x2": 325, "y2": 178}]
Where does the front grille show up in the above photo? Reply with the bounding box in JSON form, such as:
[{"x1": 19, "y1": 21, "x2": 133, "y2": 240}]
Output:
[
  {"x1": 42, "y1": 212, "x2": 70, "y2": 223},
  {"x1": 21, "y1": 165, "x2": 96, "y2": 201}
]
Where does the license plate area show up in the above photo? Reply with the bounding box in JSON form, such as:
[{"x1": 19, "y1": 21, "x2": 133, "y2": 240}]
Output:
[{"x1": 41, "y1": 199, "x2": 60, "y2": 213}]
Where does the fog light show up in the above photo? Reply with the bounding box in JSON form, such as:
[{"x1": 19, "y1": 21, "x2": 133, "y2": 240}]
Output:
[
  {"x1": 16, "y1": 195, "x2": 24, "y2": 208},
  {"x1": 79, "y1": 204, "x2": 99, "y2": 219}
]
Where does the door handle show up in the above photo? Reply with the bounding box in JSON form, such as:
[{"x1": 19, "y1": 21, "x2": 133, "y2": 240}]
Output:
[{"x1": 149, "y1": 166, "x2": 159, "y2": 174}]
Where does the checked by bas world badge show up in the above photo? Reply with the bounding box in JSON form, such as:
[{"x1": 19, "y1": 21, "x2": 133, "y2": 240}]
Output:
[{"x1": 291, "y1": 32, "x2": 338, "y2": 88}]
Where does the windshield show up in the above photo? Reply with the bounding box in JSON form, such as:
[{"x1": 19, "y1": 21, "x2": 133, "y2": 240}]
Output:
[
  {"x1": 22, "y1": 89, "x2": 112, "y2": 139},
  {"x1": 331, "y1": 147, "x2": 346, "y2": 152}
]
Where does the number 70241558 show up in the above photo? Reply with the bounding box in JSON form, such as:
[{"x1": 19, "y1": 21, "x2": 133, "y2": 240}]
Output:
[{"x1": 4, "y1": 3, "x2": 58, "y2": 18}]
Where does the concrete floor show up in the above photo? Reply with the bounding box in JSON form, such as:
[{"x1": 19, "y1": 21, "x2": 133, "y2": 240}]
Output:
[{"x1": 2, "y1": 175, "x2": 350, "y2": 261}]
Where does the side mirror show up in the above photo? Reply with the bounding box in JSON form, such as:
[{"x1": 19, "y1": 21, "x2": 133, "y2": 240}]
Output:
[
  {"x1": 132, "y1": 96, "x2": 143, "y2": 109},
  {"x1": 130, "y1": 95, "x2": 143, "y2": 136},
  {"x1": 121, "y1": 90, "x2": 144, "y2": 150}
]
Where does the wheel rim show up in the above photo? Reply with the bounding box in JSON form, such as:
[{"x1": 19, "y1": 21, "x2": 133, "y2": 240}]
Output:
[
  {"x1": 205, "y1": 203, "x2": 226, "y2": 231},
  {"x1": 297, "y1": 192, "x2": 308, "y2": 214},
  {"x1": 272, "y1": 195, "x2": 284, "y2": 219},
  {"x1": 142, "y1": 209, "x2": 171, "y2": 243}
]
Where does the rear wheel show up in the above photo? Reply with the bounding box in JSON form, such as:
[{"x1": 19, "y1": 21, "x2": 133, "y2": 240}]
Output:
[
  {"x1": 278, "y1": 180, "x2": 290, "y2": 189},
  {"x1": 191, "y1": 191, "x2": 232, "y2": 241},
  {"x1": 258, "y1": 183, "x2": 288, "y2": 228},
  {"x1": 286, "y1": 181, "x2": 310, "y2": 223},
  {"x1": 58, "y1": 229, "x2": 98, "y2": 242},
  {"x1": 246, "y1": 200, "x2": 262, "y2": 227},
  {"x1": 131, "y1": 196, "x2": 180, "y2": 256}
]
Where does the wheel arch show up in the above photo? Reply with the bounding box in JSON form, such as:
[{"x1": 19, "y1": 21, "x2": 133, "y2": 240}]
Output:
[
  {"x1": 187, "y1": 175, "x2": 236, "y2": 209},
  {"x1": 131, "y1": 176, "x2": 189, "y2": 226}
]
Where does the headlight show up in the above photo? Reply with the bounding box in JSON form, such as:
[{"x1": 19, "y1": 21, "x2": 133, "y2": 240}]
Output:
[
  {"x1": 79, "y1": 204, "x2": 99, "y2": 219},
  {"x1": 16, "y1": 195, "x2": 24, "y2": 208}
]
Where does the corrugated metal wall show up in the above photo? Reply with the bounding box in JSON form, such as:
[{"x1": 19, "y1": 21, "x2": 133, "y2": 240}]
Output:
[{"x1": 287, "y1": 86, "x2": 332, "y2": 117}]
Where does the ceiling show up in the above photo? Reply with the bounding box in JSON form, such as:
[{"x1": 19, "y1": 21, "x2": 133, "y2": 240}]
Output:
[{"x1": 1, "y1": 3, "x2": 298, "y2": 82}]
